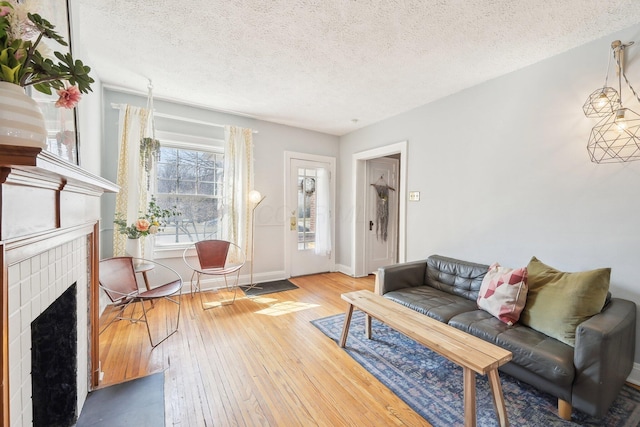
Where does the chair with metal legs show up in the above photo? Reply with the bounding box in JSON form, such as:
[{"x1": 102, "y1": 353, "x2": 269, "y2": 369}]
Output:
[
  {"x1": 99, "y1": 257, "x2": 183, "y2": 348},
  {"x1": 182, "y1": 240, "x2": 246, "y2": 309}
]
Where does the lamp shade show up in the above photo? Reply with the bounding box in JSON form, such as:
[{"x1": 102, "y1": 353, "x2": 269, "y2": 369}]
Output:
[
  {"x1": 582, "y1": 87, "x2": 620, "y2": 118},
  {"x1": 248, "y1": 190, "x2": 263, "y2": 204},
  {"x1": 587, "y1": 108, "x2": 640, "y2": 163}
]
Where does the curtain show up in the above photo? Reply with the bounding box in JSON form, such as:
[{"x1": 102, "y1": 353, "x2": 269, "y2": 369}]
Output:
[
  {"x1": 221, "y1": 126, "x2": 255, "y2": 259},
  {"x1": 315, "y1": 167, "x2": 332, "y2": 256},
  {"x1": 113, "y1": 105, "x2": 150, "y2": 256}
]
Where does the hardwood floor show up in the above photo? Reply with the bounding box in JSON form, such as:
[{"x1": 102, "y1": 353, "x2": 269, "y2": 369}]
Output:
[{"x1": 98, "y1": 272, "x2": 430, "y2": 426}]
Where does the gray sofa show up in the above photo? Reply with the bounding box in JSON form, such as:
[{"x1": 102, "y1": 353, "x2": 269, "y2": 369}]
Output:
[{"x1": 377, "y1": 254, "x2": 636, "y2": 420}]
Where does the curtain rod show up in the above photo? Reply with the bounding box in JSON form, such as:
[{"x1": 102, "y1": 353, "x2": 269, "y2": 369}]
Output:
[{"x1": 110, "y1": 103, "x2": 258, "y2": 133}]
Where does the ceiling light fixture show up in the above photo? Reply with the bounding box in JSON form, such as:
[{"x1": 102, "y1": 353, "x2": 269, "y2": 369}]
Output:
[
  {"x1": 586, "y1": 40, "x2": 640, "y2": 164},
  {"x1": 583, "y1": 45, "x2": 620, "y2": 118}
]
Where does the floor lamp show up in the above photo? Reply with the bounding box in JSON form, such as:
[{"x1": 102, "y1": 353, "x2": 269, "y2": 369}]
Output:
[{"x1": 246, "y1": 189, "x2": 265, "y2": 291}]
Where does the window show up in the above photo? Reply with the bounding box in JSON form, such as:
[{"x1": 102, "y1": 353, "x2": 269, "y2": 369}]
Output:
[
  {"x1": 297, "y1": 168, "x2": 317, "y2": 250},
  {"x1": 154, "y1": 144, "x2": 224, "y2": 246}
]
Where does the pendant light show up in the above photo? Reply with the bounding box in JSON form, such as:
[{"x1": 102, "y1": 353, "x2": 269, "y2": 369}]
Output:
[
  {"x1": 583, "y1": 46, "x2": 619, "y2": 118},
  {"x1": 586, "y1": 41, "x2": 640, "y2": 163}
]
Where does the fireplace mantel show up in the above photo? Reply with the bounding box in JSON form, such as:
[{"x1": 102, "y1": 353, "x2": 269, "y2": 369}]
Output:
[{"x1": 0, "y1": 146, "x2": 117, "y2": 426}]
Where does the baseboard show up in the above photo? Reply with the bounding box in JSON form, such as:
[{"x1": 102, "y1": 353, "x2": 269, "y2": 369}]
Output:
[
  {"x1": 627, "y1": 363, "x2": 640, "y2": 386},
  {"x1": 335, "y1": 264, "x2": 353, "y2": 276}
]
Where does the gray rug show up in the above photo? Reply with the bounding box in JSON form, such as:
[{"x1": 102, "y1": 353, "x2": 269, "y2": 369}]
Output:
[
  {"x1": 312, "y1": 311, "x2": 640, "y2": 427},
  {"x1": 241, "y1": 279, "x2": 298, "y2": 296},
  {"x1": 76, "y1": 372, "x2": 165, "y2": 427}
]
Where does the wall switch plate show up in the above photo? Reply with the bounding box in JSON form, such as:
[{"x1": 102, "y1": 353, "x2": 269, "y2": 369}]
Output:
[{"x1": 409, "y1": 191, "x2": 420, "y2": 201}]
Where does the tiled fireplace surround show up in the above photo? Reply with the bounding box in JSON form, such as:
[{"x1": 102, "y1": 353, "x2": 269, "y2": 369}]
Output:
[
  {"x1": 0, "y1": 147, "x2": 117, "y2": 426},
  {"x1": 8, "y1": 238, "x2": 89, "y2": 426}
]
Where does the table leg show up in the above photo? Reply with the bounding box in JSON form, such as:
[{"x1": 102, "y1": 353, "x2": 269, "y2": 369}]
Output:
[
  {"x1": 487, "y1": 369, "x2": 509, "y2": 427},
  {"x1": 339, "y1": 304, "x2": 355, "y2": 348},
  {"x1": 141, "y1": 271, "x2": 152, "y2": 291},
  {"x1": 141, "y1": 271, "x2": 155, "y2": 307},
  {"x1": 463, "y1": 367, "x2": 476, "y2": 427},
  {"x1": 365, "y1": 314, "x2": 372, "y2": 339}
]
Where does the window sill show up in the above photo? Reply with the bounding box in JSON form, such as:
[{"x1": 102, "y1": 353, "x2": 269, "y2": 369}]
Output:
[{"x1": 153, "y1": 245, "x2": 195, "y2": 260}]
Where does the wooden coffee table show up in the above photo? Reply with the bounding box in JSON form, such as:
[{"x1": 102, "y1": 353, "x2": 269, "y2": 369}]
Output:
[{"x1": 340, "y1": 290, "x2": 512, "y2": 427}]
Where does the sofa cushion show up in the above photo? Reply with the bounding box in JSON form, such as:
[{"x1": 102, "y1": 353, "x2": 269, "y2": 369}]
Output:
[
  {"x1": 449, "y1": 310, "x2": 575, "y2": 387},
  {"x1": 520, "y1": 257, "x2": 610, "y2": 347},
  {"x1": 477, "y1": 263, "x2": 528, "y2": 326},
  {"x1": 384, "y1": 287, "x2": 478, "y2": 323},
  {"x1": 425, "y1": 255, "x2": 489, "y2": 301}
]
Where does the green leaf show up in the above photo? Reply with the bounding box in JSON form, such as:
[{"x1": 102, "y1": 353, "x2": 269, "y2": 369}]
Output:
[
  {"x1": 0, "y1": 63, "x2": 20, "y2": 83},
  {"x1": 27, "y1": 13, "x2": 67, "y2": 46},
  {"x1": 32, "y1": 83, "x2": 52, "y2": 95}
]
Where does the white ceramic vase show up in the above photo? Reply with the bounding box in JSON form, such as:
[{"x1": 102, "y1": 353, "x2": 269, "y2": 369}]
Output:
[
  {"x1": 125, "y1": 238, "x2": 142, "y2": 264},
  {"x1": 0, "y1": 81, "x2": 47, "y2": 148}
]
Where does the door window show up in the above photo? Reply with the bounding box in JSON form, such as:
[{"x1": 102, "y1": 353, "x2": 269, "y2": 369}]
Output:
[{"x1": 297, "y1": 168, "x2": 317, "y2": 250}]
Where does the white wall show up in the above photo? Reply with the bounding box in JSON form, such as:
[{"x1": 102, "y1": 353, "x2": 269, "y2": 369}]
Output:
[{"x1": 338, "y1": 23, "x2": 640, "y2": 363}]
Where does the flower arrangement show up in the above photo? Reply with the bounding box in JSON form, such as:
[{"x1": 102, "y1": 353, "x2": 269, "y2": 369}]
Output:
[
  {"x1": 0, "y1": 0, "x2": 93, "y2": 108},
  {"x1": 114, "y1": 197, "x2": 180, "y2": 239}
]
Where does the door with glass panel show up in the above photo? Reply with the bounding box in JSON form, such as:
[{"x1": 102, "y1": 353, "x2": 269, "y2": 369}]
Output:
[{"x1": 287, "y1": 156, "x2": 334, "y2": 277}]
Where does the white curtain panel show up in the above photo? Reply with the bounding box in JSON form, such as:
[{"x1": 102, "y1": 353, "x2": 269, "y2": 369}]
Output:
[
  {"x1": 315, "y1": 167, "x2": 332, "y2": 256},
  {"x1": 113, "y1": 105, "x2": 150, "y2": 256},
  {"x1": 222, "y1": 126, "x2": 255, "y2": 259}
]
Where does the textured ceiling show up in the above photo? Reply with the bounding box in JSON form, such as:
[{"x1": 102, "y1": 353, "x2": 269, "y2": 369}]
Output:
[{"x1": 77, "y1": 0, "x2": 640, "y2": 135}]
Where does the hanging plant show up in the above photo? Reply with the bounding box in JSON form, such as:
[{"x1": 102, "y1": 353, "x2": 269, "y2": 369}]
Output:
[{"x1": 140, "y1": 136, "x2": 160, "y2": 174}]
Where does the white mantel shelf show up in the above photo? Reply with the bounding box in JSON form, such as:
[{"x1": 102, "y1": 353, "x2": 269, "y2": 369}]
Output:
[
  {"x1": 0, "y1": 145, "x2": 117, "y2": 426},
  {"x1": 0, "y1": 146, "x2": 118, "y2": 241}
]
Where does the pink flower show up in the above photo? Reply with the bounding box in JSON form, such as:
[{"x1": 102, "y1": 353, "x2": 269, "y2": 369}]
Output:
[
  {"x1": 135, "y1": 219, "x2": 150, "y2": 233},
  {"x1": 14, "y1": 48, "x2": 26, "y2": 60},
  {"x1": 55, "y1": 85, "x2": 82, "y2": 109},
  {"x1": 0, "y1": 6, "x2": 11, "y2": 17}
]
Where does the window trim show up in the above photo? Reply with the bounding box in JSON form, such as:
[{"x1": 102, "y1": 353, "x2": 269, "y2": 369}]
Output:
[{"x1": 152, "y1": 132, "x2": 224, "y2": 253}]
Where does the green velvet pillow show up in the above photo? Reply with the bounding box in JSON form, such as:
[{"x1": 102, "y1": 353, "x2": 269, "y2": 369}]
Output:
[{"x1": 519, "y1": 257, "x2": 610, "y2": 347}]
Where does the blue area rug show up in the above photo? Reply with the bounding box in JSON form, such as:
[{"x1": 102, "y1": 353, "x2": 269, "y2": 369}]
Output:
[{"x1": 312, "y1": 311, "x2": 640, "y2": 427}]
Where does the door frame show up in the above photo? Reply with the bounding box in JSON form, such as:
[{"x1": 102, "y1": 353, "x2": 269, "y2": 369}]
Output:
[
  {"x1": 284, "y1": 151, "x2": 337, "y2": 278},
  {"x1": 352, "y1": 141, "x2": 407, "y2": 277}
]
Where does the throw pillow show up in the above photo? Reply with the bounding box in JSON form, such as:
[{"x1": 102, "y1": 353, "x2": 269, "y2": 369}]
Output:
[
  {"x1": 477, "y1": 263, "x2": 528, "y2": 326},
  {"x1": 519, "y1": 256, "x2": 610, "y2": 347}
]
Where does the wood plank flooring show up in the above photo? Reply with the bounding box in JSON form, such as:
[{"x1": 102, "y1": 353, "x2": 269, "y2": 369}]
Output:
[{"x1": 98, "y1": 273, "x2": 430, "y2": 426}]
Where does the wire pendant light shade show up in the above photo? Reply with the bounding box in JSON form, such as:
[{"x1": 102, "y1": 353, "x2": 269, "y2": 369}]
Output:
[
  {"x1": 587, "y1": 108, "x2": 640, "y2": 163},
  {"x1": 584, "y1": 40, "x2": 640, "y2": 164},
  {"x1": 582, "y1": 86, "x2": 619, "y2": 118}
]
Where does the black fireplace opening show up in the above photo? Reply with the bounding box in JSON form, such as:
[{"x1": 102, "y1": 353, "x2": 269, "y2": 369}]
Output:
[{"x1": 31, "y1": 283, "x2": 78, "y2": 427}]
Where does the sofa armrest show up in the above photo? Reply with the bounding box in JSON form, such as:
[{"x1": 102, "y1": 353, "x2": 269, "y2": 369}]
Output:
[
  {"x1": 376, "y1": 260, "x2": 427, "y2": 295},
  {"x1": 572, "y1": 298, "x2": 636, "y2": 418}
]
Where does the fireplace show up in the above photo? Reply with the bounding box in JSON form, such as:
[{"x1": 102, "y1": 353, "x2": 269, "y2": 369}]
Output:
[
  {"x1": 0, "y1": 147, "x2": 117, "y2": 427},
  {"x1": 31, "y1": 283, "x2": 77, "y2": 426}
]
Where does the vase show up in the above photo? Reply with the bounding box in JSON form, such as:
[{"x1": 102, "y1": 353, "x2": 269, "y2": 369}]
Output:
[
  {"x1": 0, "y1": 81, "x2": 47, "y2": 148},
  {"x1": 125, "y1": 238, "x2": 142, "y2": 265}
]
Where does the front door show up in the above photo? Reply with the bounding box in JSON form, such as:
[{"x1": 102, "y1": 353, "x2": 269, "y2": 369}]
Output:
[
  {"x1": 287, "y1": 155, "x2": 335, "y2": 277},
  {"x1": 365, "y1": 157, "x2": 399, "y2": 274}
]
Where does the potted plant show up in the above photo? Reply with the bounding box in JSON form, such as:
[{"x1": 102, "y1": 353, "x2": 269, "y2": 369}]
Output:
[
  {"x1": 0, "y1": 0, "x2": 93, "y2": 147},
  {"x1": 114, "y1": 197, "x2": 180, "y2": 259}
]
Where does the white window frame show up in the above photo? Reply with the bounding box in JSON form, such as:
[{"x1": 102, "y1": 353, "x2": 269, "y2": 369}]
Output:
[{"x1": 153, "y1": 131, "x2": 224, "y2": 259}]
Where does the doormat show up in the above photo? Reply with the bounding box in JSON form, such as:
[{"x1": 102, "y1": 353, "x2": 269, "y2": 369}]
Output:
[
  {"x1": 311, "y1": 311, "x2": 640, "y2": 427},
  {"x1": 241, "y1": 279, "x2": 298, "y2": 297},
  {"x1": 76, "y1": 372, "x2": 165, "y2": 427}
]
